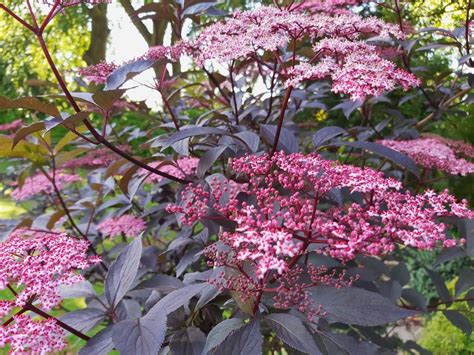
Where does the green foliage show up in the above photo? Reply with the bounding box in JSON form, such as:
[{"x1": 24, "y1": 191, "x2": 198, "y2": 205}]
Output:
[
  {"x1": 400, "y1": 248, "x2": 470, "y2": 301},
  {"x1": 419, "y1": 281, "x2": 474, "y2": 354}
]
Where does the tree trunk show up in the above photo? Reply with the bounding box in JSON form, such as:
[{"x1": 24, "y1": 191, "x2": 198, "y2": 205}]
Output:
[{"x1": 83, "y1": 4, "x2": 109, "y2": 65}]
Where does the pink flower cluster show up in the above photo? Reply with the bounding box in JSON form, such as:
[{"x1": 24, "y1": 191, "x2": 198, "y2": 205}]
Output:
[
  {"x1": 287, "y1": 39, "x2": 420, "y2": 100},
  {"x1": 168, "y1": 152, "x2": 472, "y2": 312},
  {"x1": 10, "y1": 172, "x2": 80, "y2": 201},
  {"x1": 190, "y1": 6, "x2": 418, "y2": 100},
  {"x1": 61, "y1": 147, "x2": 122, "y2": 169},
  {"x1": 0, "y1": 119, "x2": 22, "y2": 132},
  {"x1": 191, "y1": 6, "x2": 404, "y2": 66},
  {"x1": 80, "y1": 44, "x2": 187, "y2": 85},
  {"x1": 0, "y1": 229, "x2": 99, "y2": 310},
  {"x1": 97, "y1": 214, "x2": 147, "y2": 239},
  {"x1": 0, "y1": 316, "x2": 66, "y2": 354},
  {"x1": 378, "y1": 136, "x2": 474, "y2": 176},
  {"x1": 297, "y1": 0, "x2": 366, "y2": 14},
  {"x1": 137, "y1": 157, "x2": 199, "y2": 184},
  {"x1": 40, "y1": 0, "x2": 110, "y2": 6},
  {"x1": 79, "y1": 61, "x2": 118, "y2": 85}
]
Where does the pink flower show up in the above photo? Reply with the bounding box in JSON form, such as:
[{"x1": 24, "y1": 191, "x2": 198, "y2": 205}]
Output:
[
  {"x1": 287, "y1": 39, "x2": 420, "y2": 99},
  {"x1": 0, "y1": 316, "x2": 66, "y2": 354},
  {"x1": 97, "y1": 214, "x2": 147, "y2": 239},
  {"x1": 191, "y1": 6, "x2": 404, "y2": 66},
  {"x1": 79, "y1": 61, "x2": 118, "y2": 85},
  {"x1": 0, "y1": 229, "x2": 100, "y2": 310},
  {"x1": 137, "y1": 157, "x2": 199, "y2": 184},
  {"x1": 168, "y1": 152, "x2": 472, "y2": 304},
  {"x1": 40, "y1": 0, "x2": 109, "y2": 5},
  {"x1": 10, "y1": 172, "x2": 80, "y2": 201},
  {"x1": 0, "y1": 119, "x2": 22, "y2": 132},
  {"x1": 297, "y1": 0, "x2": 367, "y2": 14},
  {"x1": 61, "y1": 147, "x2": 126, "y2": 169},
  {"x1": 378, "y1": 136, "x2": 474, "y2": 176}
]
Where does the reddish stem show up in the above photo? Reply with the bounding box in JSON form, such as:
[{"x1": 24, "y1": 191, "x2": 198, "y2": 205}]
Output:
[
  {"x1": 270, "y1": 86, "x2": 293, "y2": 156},
  {"x1": 33, "y1": 32, "x2": 189, "y2": 183},
  {"x1": 27, "y1": 304, "x2": 91, "y2": 341},
  {"x1": 0, "y1": 4, "x2": 35, "y2": 31}
]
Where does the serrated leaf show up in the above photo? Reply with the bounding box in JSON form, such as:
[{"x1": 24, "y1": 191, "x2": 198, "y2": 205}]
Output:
[
  {"x1": 197, "y1": 146, "x2": 228, "y2": 178},
  {"x1": 105, "y1": 237, "x2": 143, "y2": 307},
  {"x1": 79, "y1": 326, "x2": 114, "y2": 355},
  {"x1": 59, "y1": 308, "x2": 105, "y2": 333},
  {"x1": 203, "y1": 319, "x2": 245, "y2": 354},
  {"x1": 426, "y1": 269, "x2": 451, "y2": 303},
  {"x1": 139, "y1": 274, "x2": 184, "y2": 292},
  {"x1": 93, "y1": 89, "x2": 126, "y2": 111},
  {"x1": 260, "y1": 124, "x2": 299, "y2": 153},
  {"x1": 331, "y1": 141, "x2": 419, "y2": 177},
  {"x1": 207, "y1": 320, "x2": 262, "y2": 355},
  {"x1": 455, "y1": 268, "x2": 474, "y2": 297},
  {"x1": 163, "y1": 127, "x2": 229, "y2": 149},
  {"x1": 182, "y1": 2, "x2": 216, "y2": 16},
  {"x1": 12, "y1": 122, "x2": 45, "y2": 148},
  {"x1": 235, "y1": 131, "x2": 260, "y2": 152},
  {"x1": 0, "y1": 96, "x2": 60, "y2": 117},
  {"x1": 434, "y1": 247, "x2": 467, "y2": 266},
  {"x1": 312, "y1": 126, "x2": 345, "y2": 148},
  {"x1": 59, "y1": 280, "x2": 96, "y2": 299},
  {"x1": 401, "y1": 288, "x2": 427, "y2": 312},
  {"x1": 105, "y1": 60, "x2": 156, "y2": 90},
  {"x1": 145, "y1": 283, "x2": 206, "y2": 318},
  {"x1": 311, "y1": 286, "x2": 418, "y2": 326},
  {"x1": 443, "y1": 310, "x2": 472, "y2": 335},
  {"x1": 391, "y1": 263, "x2": 410, "y2": 286},
  {"x1": 169, "y1": 327, "x2": 206, "y2": 355},
  {"x1": 264, "y1": 313, "x2": 320, "y2": 353},
  {"x1": 112, "y1": 316, "x2": 167, "y2": 354},
  {"x1": 331, "y1": 99, "x2": 362, "y2": 118}
]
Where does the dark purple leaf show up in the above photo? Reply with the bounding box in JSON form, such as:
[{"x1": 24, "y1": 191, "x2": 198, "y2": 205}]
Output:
[
  {"x1": 105, "y1": 237, "x2": 143, "y2": 307},
  {"x1": 264, "y1": 313, "x2": 320, "y2": 354},
  {"x1": 169, "y1": 327, "x2": 206, "y2": 355},
  {"x1": 105, "y1": 60, "x2": 156, "y2": 90},
  {"x1": 112, "y1": 317, "x2": 167, "y2": 354},
  {"x1": 443, "y1": 310, "x2": 472, "y2": 335},
  {"x1": 311, "y1": 286, "x2": 418, "y2": 326},
  {"x1": 331, "y1": 141, "x2": 420, "y2": 177}
]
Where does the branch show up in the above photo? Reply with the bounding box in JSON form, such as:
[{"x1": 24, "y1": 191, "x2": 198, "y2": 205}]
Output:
[
  {"x1": 27, "y1": 304, "x2": 90, "y2": 341},
  {"x1": 0, "y1": 4, "x2": 35, "y2": 32},
  {"x1": 415, "y1": 88, "x2": 470, "y2": 129},
  {"x1": 35, "y1": 33, "x2": 190, "y2": 183},
  {"x1": 118, "y1": 0, "x2": 152, "y2": 44},
  {"x1": 270, "y1": 86, "x2": 293, "y2": 156}
]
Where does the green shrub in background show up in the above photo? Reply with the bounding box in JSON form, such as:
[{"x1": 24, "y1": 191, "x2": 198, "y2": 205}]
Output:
[
  {"x1": 419, "y1": 281, "x2": 474, "y2": 354},
  {"x1": 399, "y1": 249, "x2": 470, "y2": 301}
]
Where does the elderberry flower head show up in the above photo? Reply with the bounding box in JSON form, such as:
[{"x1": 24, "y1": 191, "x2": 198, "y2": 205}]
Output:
[
  {"x1": 0, "y1": 315, "x2": 66, "y2": 354},
  {"x1": 168, "y1": 152, "x2": 472, "y2": 309},
  {"x1": 0, "y1": 229, "x2": 100, "y2": 310},
  {"x1": 97, "y1": 214, "x2": 146, "y2": 239},
  {"x1": 10, "y1": 171, "x2": 80, "y2": 201},
  {"x1": 378, "y1": 136, "x2": 474, "y2": 176},
  {"x1": 137, "y1": 157, "x2": 199, "y2": 184}
]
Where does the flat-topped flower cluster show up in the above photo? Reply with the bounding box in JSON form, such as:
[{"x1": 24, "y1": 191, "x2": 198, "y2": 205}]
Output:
[
  {"x1": 168, "y1": 152, "x2": 472, "y2": 311},
  {"x1": 10, "y1": 172, "x2": 80, "y2": 201},
  {"x1": 0, "y1": 229, "x2": 99, "y2": 353},
  {"x1": 97, "y1": 214, "x2": 147, "y2": 239},
  {"x1": 80, "y1": 5, "x2": 419, "y2": 101},
  {"x1": 379, "y1": 135, "x2": 474, "y2": 176}
]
